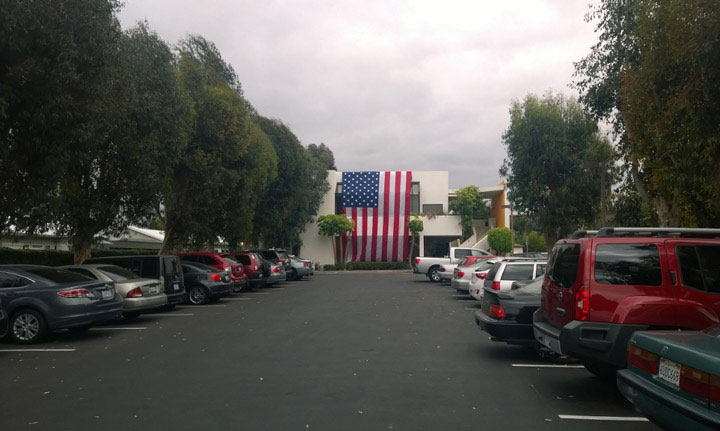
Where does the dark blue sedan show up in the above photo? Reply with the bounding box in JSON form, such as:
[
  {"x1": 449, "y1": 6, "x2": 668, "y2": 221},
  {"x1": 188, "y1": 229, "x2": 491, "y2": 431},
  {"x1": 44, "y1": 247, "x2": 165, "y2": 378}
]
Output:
[{"x1": 0, "y1": 265, "x2": 123, "y2": 344}]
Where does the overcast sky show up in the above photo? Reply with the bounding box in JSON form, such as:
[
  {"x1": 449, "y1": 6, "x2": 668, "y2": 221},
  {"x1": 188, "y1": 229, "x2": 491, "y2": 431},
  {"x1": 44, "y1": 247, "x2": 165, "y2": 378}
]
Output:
[{"x1": 118, "y1": 0, "x2": 599, "y2": 188}]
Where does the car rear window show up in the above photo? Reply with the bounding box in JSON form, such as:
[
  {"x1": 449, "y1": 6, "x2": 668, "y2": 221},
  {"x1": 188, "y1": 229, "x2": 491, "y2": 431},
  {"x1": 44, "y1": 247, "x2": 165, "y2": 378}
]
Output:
[
  {"x1": 594, "y1": 244, "x2": 661, "y2": 286},
  {"x1": 547, "y1": 244, "x2": 580, "y2": 288},
  {"x1": 183, "y1": 262, "x2": 216, "y2": 273},
  {"x1": 234, "y1": 255, "x2": 251, "y2": 265},
  {"x1": 485, "y1": 263, "x2": 501, "y2": 280},
  {"x1": 501, "y1": 264, "x2": 534, "y2": 281},
  {"x1": 27, "y1": 268, "x2": 92, "y2": 284},
  {"x1": 475, "y1": 262, "x2": 495, "y2": 272},
  {"x1": 97, "y1": 265, "x2": 139, "y2": 281},
  {"x1": 677, "y1": 245, "x2": 720, "y2": 294}
]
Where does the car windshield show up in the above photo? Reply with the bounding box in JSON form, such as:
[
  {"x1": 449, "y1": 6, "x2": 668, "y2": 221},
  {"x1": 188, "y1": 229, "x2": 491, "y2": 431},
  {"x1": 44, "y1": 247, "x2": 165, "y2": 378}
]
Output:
[
  {"x1": 97, "y1": 265, "x2": 140, "y2": 281},
  {"x1": 26, "y1": 267, "x2": 93, "y2": 284}
]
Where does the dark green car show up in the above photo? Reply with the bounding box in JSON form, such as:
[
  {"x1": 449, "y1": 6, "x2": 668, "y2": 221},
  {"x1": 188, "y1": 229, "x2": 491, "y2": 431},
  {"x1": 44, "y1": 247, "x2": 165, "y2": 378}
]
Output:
[{"x1": 617, "y1": 325, "x2": 720, "y2": 431}]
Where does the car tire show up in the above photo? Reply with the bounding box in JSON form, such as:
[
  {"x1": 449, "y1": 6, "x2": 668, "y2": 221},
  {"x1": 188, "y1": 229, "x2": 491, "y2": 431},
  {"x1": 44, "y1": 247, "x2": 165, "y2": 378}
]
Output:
[
  {"x1": 123, "y1": 312, "x2": 142, "y2": 320},
  {"x1": 582, "y1": 361, "x2": 617, "y2": 379},
  {"x1": 187, "y1": 286, "x2": 209, "y2": 305},
  {"x1": 10, "y1": 309, "x2": 47, "y2": 344},
  {"x1": 428, "y1": 266, "x2": 441, "y2": 283}
]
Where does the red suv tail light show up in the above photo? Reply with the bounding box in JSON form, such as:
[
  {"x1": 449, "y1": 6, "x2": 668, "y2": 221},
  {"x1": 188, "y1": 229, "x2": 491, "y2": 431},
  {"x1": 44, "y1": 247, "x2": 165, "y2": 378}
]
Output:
[
  {"x1": 575, "y1": 285, "x2": 590, "y2": 321},
  {"x1": 254, "y1": 265, "x2": 258, "y2": 271},
  {"x1": 475, "y1": 272, "x2": 487, "y2": 280},
  {"x1": 626, "y1": 344, "x2": 658, "y2": 374},
  {"x1": 126, "y1": 287, "x2": 143, "y2": 298},
  {"x1": 210, "y1": 273, "x2": 222, "y2": 282},
  {"x1": 489, "y1": 304, "x2": 506, "y2": 318},
  {"x1": 491, "y1": 281, "x2": 500, "y2": 290},
  {"x1": 58, "y1": 288, "x2": 94, "y2": 298}
]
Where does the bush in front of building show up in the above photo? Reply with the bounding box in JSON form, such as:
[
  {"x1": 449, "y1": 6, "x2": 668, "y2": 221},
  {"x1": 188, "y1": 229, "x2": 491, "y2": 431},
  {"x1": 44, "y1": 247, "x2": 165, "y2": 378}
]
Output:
[
  {"x1": 488, "y1": 227, "x2": 513, "y2": 255},
  {"x1": 322, "y1": 262, "x2": 410, "y2": 271},
  {"x1": 0, "y1": 248, "x2": 156, "y2": 266}
]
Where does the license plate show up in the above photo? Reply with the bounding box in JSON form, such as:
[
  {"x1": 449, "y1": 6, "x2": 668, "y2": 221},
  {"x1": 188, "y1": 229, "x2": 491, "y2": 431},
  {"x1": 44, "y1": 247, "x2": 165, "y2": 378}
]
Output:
[
  {"x1": 658, "y1": 358, "x2": 680, "y2": 387},
  {"x1": 173, "y1": 283, "x2": 180, "y2": 291},
  {"x1": 148, "y1": 286, "x2": 159, "y2": 294},
  {"x1": 101, "y1": 289, "x2": 113, "y2": 299}
]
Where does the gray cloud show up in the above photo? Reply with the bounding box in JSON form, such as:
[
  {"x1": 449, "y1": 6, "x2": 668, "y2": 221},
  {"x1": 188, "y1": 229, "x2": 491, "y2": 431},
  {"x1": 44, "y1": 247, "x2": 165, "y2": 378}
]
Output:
[{"x1": 118, "y1": 0, "x2": 599, "y2": 188}]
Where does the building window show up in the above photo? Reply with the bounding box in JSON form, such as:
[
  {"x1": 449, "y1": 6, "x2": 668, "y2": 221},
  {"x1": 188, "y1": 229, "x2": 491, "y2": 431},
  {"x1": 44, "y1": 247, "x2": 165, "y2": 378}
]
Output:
[
  {"x1": 422, "y1": 204, "x2": 443, "y2": 215},
  {"x1": 335, "y1": 183, "x2": 343, "y2": 214},
  {"x1": 410, "y1": 182, "x2": 420, "y2": 214}
]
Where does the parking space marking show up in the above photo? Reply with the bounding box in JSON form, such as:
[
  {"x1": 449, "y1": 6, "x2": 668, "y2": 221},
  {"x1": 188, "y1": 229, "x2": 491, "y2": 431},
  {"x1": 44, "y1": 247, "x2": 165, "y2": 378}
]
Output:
[
  {"x1": 465, "y1": 307, "x2": 480, "y2": 311},
  {"x1": 143, "y1": 313, "x2": 195, "y2": 316},
  {"x1": 512, "y1": 364, "x2": 585, "y2": 368},
  {"x1": 0, "y1": 348, "x2": 76, "y2": 352},
  {"x1": 244, "y1": 292, "x2": 270, "y2": 295},
  {"x1": 222, "y1": 298, "x2": 251, "y2": 301},
  {"x1": 558, "y1": 415, "x2": 649, "y2": 422},
  {"x1": 177, "y1": 304, "x2": 227, "y2": 308},
  {"x1": 90, "y1": 327, "x2": 147, "y2": 330}
]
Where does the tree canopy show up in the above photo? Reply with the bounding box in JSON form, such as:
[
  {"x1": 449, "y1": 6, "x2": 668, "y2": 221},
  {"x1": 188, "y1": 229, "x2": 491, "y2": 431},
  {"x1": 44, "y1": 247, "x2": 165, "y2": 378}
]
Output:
[{"x1": 449, "y1": 186, "x2": 490, "y2": 241}]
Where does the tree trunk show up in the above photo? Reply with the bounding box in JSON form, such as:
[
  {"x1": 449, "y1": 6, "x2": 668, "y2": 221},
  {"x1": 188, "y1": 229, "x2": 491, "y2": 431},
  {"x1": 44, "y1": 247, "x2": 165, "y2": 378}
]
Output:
[
  {"x1": 407, "y1": 236, "x2": 415, "y2": 266},
  {"x1": 72, "y1": 236, "x2": 93, "y2": 264},
  {"x1": 630, "y1": 153, "x2": 677, "y2": 227},
  {"x1": 160, "y1": 224, "x2": 183, "y2": 254},
  {"x1": 331, "y1": 236, "x2": 339, "y2": 265}
]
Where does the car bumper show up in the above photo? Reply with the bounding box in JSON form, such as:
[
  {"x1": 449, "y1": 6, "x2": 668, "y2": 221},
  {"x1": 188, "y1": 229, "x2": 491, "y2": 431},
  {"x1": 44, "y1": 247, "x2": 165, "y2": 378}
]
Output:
[
  {"x1": 476, "y1": 310, "x2": 534, "y2": 345},
  {"x1": 439, "y1": 273, "x2": 453, "y2": 281},
  {"x1": 617, "y1": 369, "x2": 720, "y2": 431},
  {"x1": 412, "y1": 266, "x2": 423, "y2": 274},
  {"x1": 49, "y1": 300, "x2": 124, "y2": 330},
  {"x1": 294, "y1": 267, "x2": 311, "y2": 277},
  {"x1": 451, "y1": 278, "x2": 470, "y2": 291},
  {"x1": 209, "y1": 282, "x2": 233, "y2": 299},
  {"x1": 266, "y1": 272, "x2": 285, "y2": 285},
  {"x1": 469, "y1": 286, "x2": 483, "y2": 300},
  {"x1": 122, "y1": 294, "x2": 168, "y2": 311},
  {"x1": 232, "y1": 279, "x2": 249, "y2": 292},
  {"x1": 166, "y1": 291, "x2": 186, "y2": 305},
  {"x1": 533, "y1": 310, "x2": 647, "y2": 367}
]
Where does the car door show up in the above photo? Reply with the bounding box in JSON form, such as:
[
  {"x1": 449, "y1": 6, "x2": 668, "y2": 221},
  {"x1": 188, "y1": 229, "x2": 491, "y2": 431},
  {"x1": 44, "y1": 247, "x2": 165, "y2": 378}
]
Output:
[
  {"x1": 667, "y1": 240, "x2": 720, "y2": 329},
  {"x1": 0, "y1": 271, "x2": 34, "y2": 305}
]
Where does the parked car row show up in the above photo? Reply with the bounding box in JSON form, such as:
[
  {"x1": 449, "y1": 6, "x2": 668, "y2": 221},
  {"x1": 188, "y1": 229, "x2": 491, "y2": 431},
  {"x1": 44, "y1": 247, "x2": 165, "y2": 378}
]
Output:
[
  {"x1": 430, "y1": 227, "x2": 720, "y2": 430},
  {"x1": 0, "y1": 248, "x2": 314, "y2": 344}
]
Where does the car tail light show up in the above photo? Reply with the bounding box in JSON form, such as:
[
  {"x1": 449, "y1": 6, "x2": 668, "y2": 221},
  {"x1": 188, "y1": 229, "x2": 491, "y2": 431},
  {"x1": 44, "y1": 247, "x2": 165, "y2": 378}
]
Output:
[
  {"x1": 275, "y1": 259, "x2": 283, "y2": 264},
  {"x1": 126, "y1": 287, "x2": 143, "y2": 298},
  {"x1": 304, "y1": 262, "x2": 309, "y2": 267},
  {"x1": 575, "y1": 285, "x2": 590, "y2": 321},
  {"x1": 491, "y1": 281, "x2": 500, "y2": 290},
  {"x1": 489, "y1": 304, "x2": 506, "y2": 318},
  {"x1": 475, "y1": 272, "x2": 487, "y2": 280},
  {"x1": 273, "y1": 267, "x2": 280, "y2": 273},
  {"x1": 440, "y1": 266, "x2": 446, "y2": 272},
  {"x1": 626, "y1": 344, "x2": 658, "y2": 374},
  {"x1": 457, "y1": 271, "x2": 465, "y2": 278},
  {"x1": 679, "y1": 365, "x2": 720, "y2": 403},
  {"x1": 210, "y1": 273, "x2": 222, "y2": 282},
  {"x1": 254, "y1": 265, "x2": 258, "y2": 271},
  {"x1": 415, "y1": 258, "x2": 420, "y2": 265},
  {"x1": 59, "y1": 288, "x2": 94, "y2": 298}
]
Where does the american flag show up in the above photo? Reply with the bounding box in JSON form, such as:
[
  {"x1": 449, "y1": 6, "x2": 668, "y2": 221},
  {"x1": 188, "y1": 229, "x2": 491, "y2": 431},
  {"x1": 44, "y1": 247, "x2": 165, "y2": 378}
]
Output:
[{"x1": 341, "y1": 171, "x2": 413, "y2": 262}]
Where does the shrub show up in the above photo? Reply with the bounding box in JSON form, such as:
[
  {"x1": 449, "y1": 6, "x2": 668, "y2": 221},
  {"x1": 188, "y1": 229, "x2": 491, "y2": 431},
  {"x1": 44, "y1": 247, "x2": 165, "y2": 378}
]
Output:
[
  {"x1": 487, "y1": 227, "x2": 513, "y2": 255},
  {"x1": 526, "y1": 231, "x2": 547, "y2": 252}
]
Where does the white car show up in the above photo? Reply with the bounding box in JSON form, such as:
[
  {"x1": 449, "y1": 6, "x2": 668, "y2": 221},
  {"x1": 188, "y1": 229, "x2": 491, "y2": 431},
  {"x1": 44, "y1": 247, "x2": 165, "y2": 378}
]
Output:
[
  {"x1": 470, "y1": 259, "x2": 546, "y2": 300},
  {"x1": 452, "y1": 258, "x2": 502, "y2": 292}
]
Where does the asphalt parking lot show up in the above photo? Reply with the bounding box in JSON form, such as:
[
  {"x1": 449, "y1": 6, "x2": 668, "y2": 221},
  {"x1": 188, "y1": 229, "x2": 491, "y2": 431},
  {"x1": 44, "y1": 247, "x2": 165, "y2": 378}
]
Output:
[{"x1": 1, "y1": 273, "x2": 660, "y2": 431}]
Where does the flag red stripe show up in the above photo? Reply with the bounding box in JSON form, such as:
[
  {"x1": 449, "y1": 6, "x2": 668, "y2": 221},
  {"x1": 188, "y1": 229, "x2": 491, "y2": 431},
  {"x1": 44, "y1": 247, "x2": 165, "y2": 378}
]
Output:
[
  {"x1": 381, "y1": 171, "x2": 391, "y2": 261},
  {"x1": 392, "y1": 171, "x2": 401, "y2": 261},
  {"x1": 360, "y1": 207, "x2": 368, "y2": 262},
  {"x1": 370, "y1": 206, "x2": 378, "y2": 262},
  {"x1": 403, "y1": 172, "x2": 412, "y2": 261},
  {"x1": 351, "y1": 207, "x2": 358, "y2": 262}
]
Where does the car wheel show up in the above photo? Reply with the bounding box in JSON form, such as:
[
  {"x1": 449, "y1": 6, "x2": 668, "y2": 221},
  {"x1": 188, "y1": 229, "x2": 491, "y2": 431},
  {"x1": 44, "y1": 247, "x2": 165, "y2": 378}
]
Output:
[
  {"x1": 10, "y1": 309, "x2": 47, "y2": 344},
  {"x1": 582, "y1": 361, "x2": 617, "y2": 379},
  {"x1": 187, "y1": 286, "x2": 209, "y2": 305},
  {"x1": 123, "y1": 312, "x2": 142, "y2": 320},
  {"x1": 428, "y1": 267, "x2": 441, "y2": 283}
]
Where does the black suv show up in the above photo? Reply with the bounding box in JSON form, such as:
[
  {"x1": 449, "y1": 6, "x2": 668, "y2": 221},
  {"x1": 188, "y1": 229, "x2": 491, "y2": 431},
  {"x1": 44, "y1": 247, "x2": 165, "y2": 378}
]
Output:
[{"x1": 84, "y1": 255, "x2": 185, "y2": 307}]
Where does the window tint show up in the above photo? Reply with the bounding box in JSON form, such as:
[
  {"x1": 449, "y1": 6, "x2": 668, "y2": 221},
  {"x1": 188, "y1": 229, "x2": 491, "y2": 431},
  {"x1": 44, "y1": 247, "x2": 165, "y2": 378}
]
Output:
[
  {"x1": 235, "y1": 255, "x2": 251, "y2": 265},
  {"x1": 470, "y1": 249, "x2": 488, "y2": 256},
  {"x1": 180, "y1": 255, "x2": 198, "y2": 263},
  {"x1": 65, "y1": 268, "x2": 98, "y2": 280},
  {"x1": 485, "y1": 263, "x2": 501, "y2": 281},
  {"x1": 454, "y1": 249, "x2": 471, "y2": 259},
  {"x1": 475, "y1": 262, "x2": 496, "y2": 272},
  {"x1": 224, "y1": 258, "x2": 239, "y2": 265},
  {"x1": 138, "y1": 258, "x2": 159, "y2": 279},
  {"x1": 501, "y1": 264, "x2": 534, "y2": 281},
  {"x1": 677, "y1": 245, "x2": 720, "y2": 294},
  {"x1": 535, "y1": 264, "x2": 546, "y2": 277},
  {"x1": 98, "y1": 265, "x2": 140, "y2": 281},
  {"x1": 183, "y1": 262, "x2": 216, "y2": 273},
  {"x1": 0, "y1": 272, "x2": 32, "y2": 288},
  {"x1": 594, "y1": 244, "x2": 661, "y2": 286},
  {"x1": 26, "y1": 268, "x2": 92, "y2": 284},
  {"x1": 547, "y1": 244, "x2": 580, "y2": 288}
]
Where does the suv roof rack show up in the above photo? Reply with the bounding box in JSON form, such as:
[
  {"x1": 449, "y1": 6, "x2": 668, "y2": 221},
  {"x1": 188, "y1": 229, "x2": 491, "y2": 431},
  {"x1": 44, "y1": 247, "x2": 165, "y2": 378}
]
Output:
[
  {"x1": 501, "y1": 257, "x2": 545, "y2": 262},
  {"x1": 570, "y1": 230, "x2": 598, "y2": 239},
  {"x1": 596, "y1": 227, "x2": 720, "y2": 238}
]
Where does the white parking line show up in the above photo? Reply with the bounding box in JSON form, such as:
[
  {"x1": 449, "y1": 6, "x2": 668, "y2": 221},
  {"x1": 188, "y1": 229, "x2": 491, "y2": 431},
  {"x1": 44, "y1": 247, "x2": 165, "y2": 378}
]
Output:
[
  {"x1": 512, "y1": 364, "x2": 585, "y2": 368},
  {"x1": 221, "y1": 298, "x2": 251, "y2": 301},
  {"x1": 90, "y1": 327, "x2": 146, "y2": 330},
  {"x1": 177, "y1": 304, "x2": 227, "y2": 308},
  {"x1": 143, "y1": 313, "x2": 194, "y2": 316},
  {"x1": 558, "y1": 415, "x2": 649, "y2": 422},
  {"x1": 0, "y1": 349, "x2": 76, "y2": 352},
  {"x1": 244, "y1": 292, "x2": 270, "y2": 295}
]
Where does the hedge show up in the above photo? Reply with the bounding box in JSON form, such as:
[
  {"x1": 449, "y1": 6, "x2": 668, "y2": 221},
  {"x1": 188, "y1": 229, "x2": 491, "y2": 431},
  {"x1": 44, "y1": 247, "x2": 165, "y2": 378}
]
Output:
[
  {"x1": 322, "y1": 261, "x2": 410, "y2": 271},
  {"x1": 0, "y1": 248, "x2": 159, "y2": 266}
]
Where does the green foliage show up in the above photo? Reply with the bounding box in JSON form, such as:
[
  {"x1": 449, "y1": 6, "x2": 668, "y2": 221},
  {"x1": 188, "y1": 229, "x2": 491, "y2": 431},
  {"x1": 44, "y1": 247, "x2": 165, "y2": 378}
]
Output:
[
  {"x1": 307, "y1": 143, "x2": 336, "y2": 170},
  {"x1": 0, "y1": 248, "x2": 155, "y2": 267},
  {"x1": 322, "y1": 262, "x2": 410, "y2": 271},
  {"x1": 449, "y1": 186, "x2": 490, "y2": 241},
  {"x1": 610, "y1": 181, "x2": 659, "y2": 227},
  {"x1": 526, "y1": 231, "x2": 547, "y2": 252},
  {"x1": 500, "y1": 93, "x2": 614, "y2": 244},
  {"x1": 408, "y1": 218, "x2": 424, "y2": 236},
  {"x1": 488, "y1": 227, "x2": 513, "y2": 255},
  {"x1": 317, "y1": 215, "x2": 355, "y2": 236}
]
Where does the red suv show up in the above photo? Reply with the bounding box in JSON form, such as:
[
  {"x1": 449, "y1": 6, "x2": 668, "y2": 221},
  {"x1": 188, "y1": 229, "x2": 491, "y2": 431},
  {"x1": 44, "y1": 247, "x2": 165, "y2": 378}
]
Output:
[
  {"x1": 533, "y1": 227, "x2": 720, "y2": 377},
  {"x1": 177, "y1": 253, "x2": 247, "y2": 291},
  {"x1": 223, "y1": 252, "x2": 265, "y2": 289}
]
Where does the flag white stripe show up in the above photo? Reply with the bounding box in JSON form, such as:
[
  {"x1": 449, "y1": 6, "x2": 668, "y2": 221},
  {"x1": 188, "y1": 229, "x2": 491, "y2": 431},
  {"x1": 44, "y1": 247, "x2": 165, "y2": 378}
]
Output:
[
  {"x1": 376, "y1": 172, "x2": 385, "y2": 261},
  {"x1": 398, "y1": 171, "x2": 408, "y2": 261}
]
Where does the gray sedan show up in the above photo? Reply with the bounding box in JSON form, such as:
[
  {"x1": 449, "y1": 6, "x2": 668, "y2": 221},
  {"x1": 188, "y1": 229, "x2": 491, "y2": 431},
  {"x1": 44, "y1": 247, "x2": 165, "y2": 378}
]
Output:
[
  {"x1": 0, "y1": 265, "x2": 123, "y2": 344},
  {"x1": 61, "y1": 264, "x2": 167, "y2": 318}
]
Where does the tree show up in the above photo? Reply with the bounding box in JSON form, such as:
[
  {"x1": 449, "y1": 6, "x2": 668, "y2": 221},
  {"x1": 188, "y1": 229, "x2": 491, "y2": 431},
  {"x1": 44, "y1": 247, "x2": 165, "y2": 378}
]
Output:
[
  {"x1": 449, "y1": 186, "x2": 490, "y2": 241},
  {"x1": 161, "y1": 35, "x2": 251, "y2": 253},
  {"x1": 407, "y1": 216, "x2": 424, "y2": 265},
  {"x1": 610, "y1": 180, "x2": 659, "y2": 227},
  {"x1": 307, "y1": 143, "x2": 337, "y2": 170},
  {"x1": 317, "y1": 214, "x2": 354, "y2": 264},
  {"x1": 620, "y1": 0, "x2": 720, "y2": 227},
  {"x1": 526, "y1": 231, "x2": 547, "y2": 252},
  {"x1": 500, "y1": 92, "x2": 614, "y2": 245},
  {"x1": 487, "y1": 227, "x2": 513, "y2": 256},
  {"x1": 0, "y1": 1, "x2": 189, "y2": 263}
]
